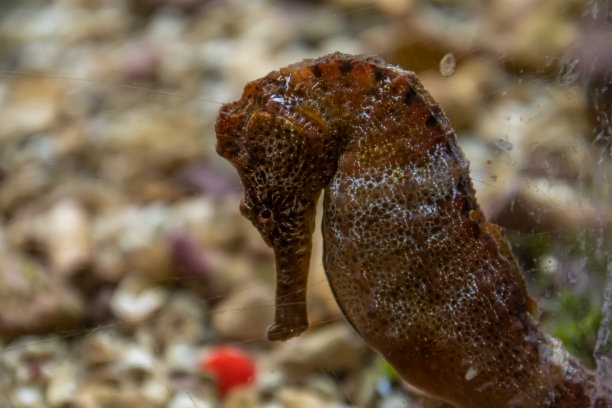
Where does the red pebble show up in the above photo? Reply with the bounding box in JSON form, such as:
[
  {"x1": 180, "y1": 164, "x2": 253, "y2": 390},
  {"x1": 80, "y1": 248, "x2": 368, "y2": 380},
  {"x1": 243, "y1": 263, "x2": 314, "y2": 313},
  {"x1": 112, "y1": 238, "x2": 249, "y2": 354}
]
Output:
[{"x1": 201, "y1": 346, "x2": 256, "y2": 396}]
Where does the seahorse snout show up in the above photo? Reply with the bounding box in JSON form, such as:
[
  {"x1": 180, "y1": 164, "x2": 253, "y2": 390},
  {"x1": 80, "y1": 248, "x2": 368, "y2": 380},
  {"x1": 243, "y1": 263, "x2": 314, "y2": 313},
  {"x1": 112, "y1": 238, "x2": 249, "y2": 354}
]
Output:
[{"x1": 266, "y1": 224, "x2": 314, "y2": 341}]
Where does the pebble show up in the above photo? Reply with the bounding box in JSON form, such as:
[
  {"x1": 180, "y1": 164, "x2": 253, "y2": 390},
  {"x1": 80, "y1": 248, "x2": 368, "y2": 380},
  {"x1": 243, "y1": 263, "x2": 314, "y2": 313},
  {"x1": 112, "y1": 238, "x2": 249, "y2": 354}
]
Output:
[
  {"x1": 154, "y1": 293, "x2": 206, "y2": 349},
  {"x1": 498, "y1": 177, "x2": 612, "y2": 238},
  {"x1": 165, "y1": 342, "x2": 199, "y2": 373},
  {"x1": 115, "y1": 344, "x2": 157, "y2": 375},
  {"x1": 45, "y1": 198, "x2": 91, "y2": 278},
  {"x1": 211, "y1": 284, "x2": 274, "y2": 341},
  {"x1": 0, "y1": 77, "x2": 63, "y2": 138},
  {"x1": 109, "y1": 273, "x2": 168, "y2": 325},
  {"x1": 276, "y1": 388, "x2": 335, "y2": 408},
  {"x1": 82, "y1": 330, "x2": 124, "y2": 367},
  {"x1": 275, "y1": 324, "x2": 370, "y2": 373},
  {"x1": 12, "y1": 386, "x2": 44, "y2": 408},
  {"x1": 380, "y1": 392, "x2": 417, "y2": 408},
  {"x1": 0, "y1": 256, "x2": 84, "y2": 341},
  {"x1": 45, "y1": 362, "x2": 78, "y2": 407},
  {"x1": 167, "y1": 392, "x2": 213, "y2": 408},
  {"x1": 224, "y1": 387, "x2": 258, "y2": 408}
]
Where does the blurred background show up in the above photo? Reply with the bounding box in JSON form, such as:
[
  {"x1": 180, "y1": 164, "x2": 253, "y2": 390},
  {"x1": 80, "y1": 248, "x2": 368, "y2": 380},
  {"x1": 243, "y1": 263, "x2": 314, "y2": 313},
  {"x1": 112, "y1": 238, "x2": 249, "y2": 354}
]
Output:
[{"x1": 0, "y1": 0, "x2": 610, "y2": 407}]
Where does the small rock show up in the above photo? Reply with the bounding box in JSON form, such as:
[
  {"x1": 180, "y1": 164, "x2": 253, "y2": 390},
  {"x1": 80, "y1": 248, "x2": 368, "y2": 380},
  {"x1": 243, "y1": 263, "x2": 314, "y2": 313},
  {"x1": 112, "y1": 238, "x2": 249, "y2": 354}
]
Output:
[
  {"x1": 45, "y1": 361, "x2": 78, "y2": 407},
  {"x1": 341, "y1": 357, "x2": 380, "y2": 406},
  {"x1": 165, "y1": 342, "x2": 199, "y2": 373},
  {"x1": 493, "y1": 177, "x2": 612, "y2": 238},
  {"x1": 0, "y1": 77, "x2": 64, "y2": 138},
  {"x1": 82, "y1": 330, "x2": 123, "y2": 367},
  {"x1": 224, "y1": 386, "x2": 258, "y2": 408},
  {"x1": 304, "y1": 375, "x2": 343, "y2": 402},
  {"x1": 154, "y1": 293, "x2": 206, "y2": 349},
  {"x1": 117, "y1": 38, "x2": 161, "y2": 83},
  {"x1": 495, "y1": 138, "x2": 513, "y2": 152},
  {"x1": 109, "y1": 273, "x2": 168, "y2": 325},
  {"x1": 45, "y1": 198, "x2": 92, "y2": 278},
  {"x1": 380, "y1": 392, "x2": 414, "y2": 408},
  {"x1": 141, "y1": 371, "x2": 170, "y2": 405},
  {"x1": 124, "y1": 238, "x2": 175, "y2": 284},
  {"x1": 275, "y1": 324, "x2": 370, "y2": 373},
  {"x1": 72, "y1": 384, "x2": 161, "y2": 408},
  {"x1": 201, "y1": 252, "x2": 257, "y2": 303},
  {"x1": 256, "y1": 367, "x2": 285, "y2": 395},
  {"x1": 0, "y1": 256, "x2": 84, "y2": 341},
  {"x1": 276, "y1": 388, "x2": 334, "y2": 408},
  {"x1": 167, "y1": 392, "x2": 214, "y2": 408},
  {"x1": 11, "y1": 386, "x2": 44, "y2": 408},
  {"x1": 115, "y1": 344, "x2": 157, "y2": 375},
  {"x1": 2, "y1": 335, "x2": 64, "y2": 384},
  {"x1": 211, "y1": 284, "x2": 273, "y2": 341}
]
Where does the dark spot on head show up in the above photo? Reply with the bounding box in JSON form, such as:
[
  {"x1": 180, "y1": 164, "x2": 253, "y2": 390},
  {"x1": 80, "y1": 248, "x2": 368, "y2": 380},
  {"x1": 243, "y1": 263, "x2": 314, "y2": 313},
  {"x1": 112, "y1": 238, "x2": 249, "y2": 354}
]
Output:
[
  {"x1": 374, "y1": 67, "x2": 385, "y2": 82},
  {"x1": 426, "y1": 114, "x2": 438, "y2": 127},
  {"x1": 311, "y1": 64, "x2": 322, "y2": 78},
  {"x1": 404, "y1": 88, "x2": 417, "y2": 106},
  {"x1": 340, "y1": 60, "x2": 353, "y2": 75}
]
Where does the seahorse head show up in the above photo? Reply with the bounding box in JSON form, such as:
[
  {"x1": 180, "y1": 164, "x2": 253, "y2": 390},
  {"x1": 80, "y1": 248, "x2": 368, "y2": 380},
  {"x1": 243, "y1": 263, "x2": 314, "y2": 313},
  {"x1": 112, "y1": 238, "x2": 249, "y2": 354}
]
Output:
[
  {"x1": 215, "y1": 73, "x2": 338, "y2": 340},
  {"x1": 216, "y1": 78, "x2": 331, "y2": 244}
]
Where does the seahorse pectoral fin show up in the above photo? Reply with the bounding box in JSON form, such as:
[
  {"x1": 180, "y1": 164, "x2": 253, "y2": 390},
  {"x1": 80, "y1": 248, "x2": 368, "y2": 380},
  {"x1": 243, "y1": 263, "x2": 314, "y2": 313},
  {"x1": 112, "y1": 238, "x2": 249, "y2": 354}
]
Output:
[{"x1": 267, "y1": 239, "x2": 312, "y2": 341}]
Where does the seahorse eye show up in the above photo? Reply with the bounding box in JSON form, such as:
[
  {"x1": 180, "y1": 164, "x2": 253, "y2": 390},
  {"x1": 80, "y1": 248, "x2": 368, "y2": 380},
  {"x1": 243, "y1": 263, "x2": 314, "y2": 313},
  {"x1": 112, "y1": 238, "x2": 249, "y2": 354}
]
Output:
[{"x1": 258, "y1": 208, "x2": 273, "y2": 222}]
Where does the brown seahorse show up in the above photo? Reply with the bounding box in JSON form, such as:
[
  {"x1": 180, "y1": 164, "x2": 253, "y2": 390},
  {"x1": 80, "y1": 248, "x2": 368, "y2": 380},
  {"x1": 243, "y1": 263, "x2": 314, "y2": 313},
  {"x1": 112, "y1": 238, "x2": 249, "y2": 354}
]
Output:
[{"x1": 215, "y1": 52, "x2": 611, "y2": 407}]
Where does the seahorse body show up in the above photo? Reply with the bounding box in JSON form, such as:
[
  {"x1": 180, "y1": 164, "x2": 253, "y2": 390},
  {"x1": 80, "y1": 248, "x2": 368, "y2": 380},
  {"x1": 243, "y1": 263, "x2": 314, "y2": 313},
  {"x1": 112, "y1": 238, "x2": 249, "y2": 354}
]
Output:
[{"x1": 215, "y1": 53, "x2": 611, "y2": 407}]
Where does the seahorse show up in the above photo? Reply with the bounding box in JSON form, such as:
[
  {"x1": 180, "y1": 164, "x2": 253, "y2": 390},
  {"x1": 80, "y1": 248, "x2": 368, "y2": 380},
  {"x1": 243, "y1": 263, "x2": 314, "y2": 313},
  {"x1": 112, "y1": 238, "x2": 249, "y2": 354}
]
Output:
[{"x1": 215, "y1": 52, "x2": 611, "y2": 407}]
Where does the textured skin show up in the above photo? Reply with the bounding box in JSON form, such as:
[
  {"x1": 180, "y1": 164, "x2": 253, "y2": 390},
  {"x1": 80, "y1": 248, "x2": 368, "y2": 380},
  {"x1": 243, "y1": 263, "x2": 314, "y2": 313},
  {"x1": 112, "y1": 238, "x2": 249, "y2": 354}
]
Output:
[{"x1": 215, "y1": 53, "x2": 611, "y2": 407}]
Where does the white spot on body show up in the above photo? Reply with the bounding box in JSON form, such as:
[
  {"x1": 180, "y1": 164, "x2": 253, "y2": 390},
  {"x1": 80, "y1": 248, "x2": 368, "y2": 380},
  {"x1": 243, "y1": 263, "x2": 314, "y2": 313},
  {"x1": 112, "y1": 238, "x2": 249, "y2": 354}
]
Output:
[{"x1": 465, "y1": 366, "x2": 479, "y2": 381}]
